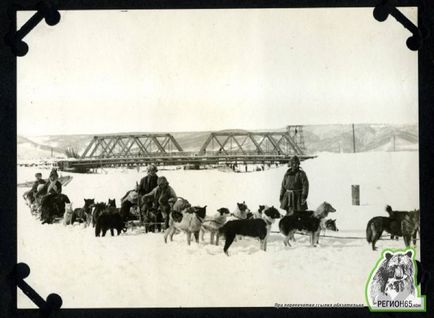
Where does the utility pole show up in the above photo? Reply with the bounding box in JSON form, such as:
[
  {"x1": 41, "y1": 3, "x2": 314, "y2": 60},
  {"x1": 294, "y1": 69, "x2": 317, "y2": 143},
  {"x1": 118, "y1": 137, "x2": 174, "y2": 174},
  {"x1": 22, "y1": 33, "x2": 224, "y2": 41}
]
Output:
[{"x1": 352, "y1": 124, "x2": 356, "y2": 153}]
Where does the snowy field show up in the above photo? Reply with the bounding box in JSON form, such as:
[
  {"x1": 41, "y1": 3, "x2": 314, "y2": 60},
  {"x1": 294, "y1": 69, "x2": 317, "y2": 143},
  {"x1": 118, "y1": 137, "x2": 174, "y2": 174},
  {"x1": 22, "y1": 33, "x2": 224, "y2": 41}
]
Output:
[{"x1": 17, "y1": 151, "x2": 420, "y2": 308}]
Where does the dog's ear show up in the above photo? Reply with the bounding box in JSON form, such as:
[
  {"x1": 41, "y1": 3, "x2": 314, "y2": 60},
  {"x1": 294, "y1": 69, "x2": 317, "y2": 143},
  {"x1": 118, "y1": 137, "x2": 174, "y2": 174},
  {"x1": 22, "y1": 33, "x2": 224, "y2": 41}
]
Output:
[
  {"x1": 406, "y1": 250, "x2": 413, "y2": 258},
  {"x1": 385, "y1": 252, "x2": 393, "y2": 260}
]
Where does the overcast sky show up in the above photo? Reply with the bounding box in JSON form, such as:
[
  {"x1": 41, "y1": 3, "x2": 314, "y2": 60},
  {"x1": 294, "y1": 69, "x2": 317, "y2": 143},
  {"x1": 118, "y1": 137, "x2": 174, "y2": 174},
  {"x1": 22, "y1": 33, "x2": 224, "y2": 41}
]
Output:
[{"x1": 17, "y1": 8, "x2": 417, "y2": 136}]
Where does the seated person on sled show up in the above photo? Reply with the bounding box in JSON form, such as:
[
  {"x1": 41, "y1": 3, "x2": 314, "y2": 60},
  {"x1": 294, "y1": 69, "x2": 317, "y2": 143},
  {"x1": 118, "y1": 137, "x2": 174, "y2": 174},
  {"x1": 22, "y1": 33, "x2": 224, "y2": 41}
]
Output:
[
  {"x1": 39, "y1": 169, "x2": 62, "y2": 194},
  {"x1": 120, "y1": 164, "x2": 158, "y2": 219},
  {"x1": 119, "y1": 187, "x2": 141, "y2": 222},
  {"x1": 36, "y1": 169, "x2": 63, "y2": 204},
  {"x1": 24, "y1": 169, "x2": 63, "y2": 215},
  {"x1": 142, "y1": 176, "x2": 177, "y2": 229},
  {"x1": 23, "y1": 172, "x2": 46, "y2": 205}
]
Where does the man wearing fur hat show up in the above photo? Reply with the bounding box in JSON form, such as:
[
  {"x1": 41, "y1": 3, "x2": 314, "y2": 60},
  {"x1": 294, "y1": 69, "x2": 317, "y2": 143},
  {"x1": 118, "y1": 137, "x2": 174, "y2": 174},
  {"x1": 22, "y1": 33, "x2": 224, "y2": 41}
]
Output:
[
  {"x1": 138, "y1": 164, "x2": 158, "y2": 196},
  {"x1": 279, "y1": 156, "x2": 309, "y2": 215},
  {"x1": 137, "y1": 164, "x2": 159, "y2": 222}
]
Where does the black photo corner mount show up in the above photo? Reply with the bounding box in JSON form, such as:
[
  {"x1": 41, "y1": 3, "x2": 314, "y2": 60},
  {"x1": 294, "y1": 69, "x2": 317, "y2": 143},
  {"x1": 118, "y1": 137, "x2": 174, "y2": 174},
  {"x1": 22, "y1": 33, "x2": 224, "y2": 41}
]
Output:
[
  {"x1": 373, "y1": 0, "x2": 430, "y2": 51},
  {"x1": 8, "y1": 263, "x2": 63, "y2": 317},
  {"x1": 5, "y1": 0, "x2": 60, "y2": 56}
]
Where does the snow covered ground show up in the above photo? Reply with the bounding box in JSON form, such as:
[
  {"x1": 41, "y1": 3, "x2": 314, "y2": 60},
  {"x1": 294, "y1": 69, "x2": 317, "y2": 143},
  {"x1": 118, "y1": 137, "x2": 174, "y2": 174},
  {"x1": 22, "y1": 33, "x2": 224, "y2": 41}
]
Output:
[{"x1": 17, "y1": 151, "x2": 420, "y2": 308}]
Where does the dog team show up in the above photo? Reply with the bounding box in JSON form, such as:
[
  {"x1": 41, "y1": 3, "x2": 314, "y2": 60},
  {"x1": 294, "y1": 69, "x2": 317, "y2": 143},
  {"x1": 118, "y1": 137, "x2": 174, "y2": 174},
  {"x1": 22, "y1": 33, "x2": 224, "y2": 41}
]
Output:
[
  {"x1": 22, "y1": 157, "x2": 341, "y2": 255},
  {"x1": 23, "y1": 154, "x2": 418, "y2": 254},
  {"x1": 60, "y1": 197, "x2": 338, "y2": 256}
]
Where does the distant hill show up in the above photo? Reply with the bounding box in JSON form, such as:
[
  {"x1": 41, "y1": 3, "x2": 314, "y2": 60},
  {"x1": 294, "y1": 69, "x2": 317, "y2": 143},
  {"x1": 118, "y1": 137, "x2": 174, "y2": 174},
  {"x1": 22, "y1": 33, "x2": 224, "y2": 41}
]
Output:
[
  {"x1": 17, "y1": 124, "x2": 418, "y2": 161},
  {"x1": 17, "y1": 135, "x2": 66, "y2": 160},
  {"x1": 303, "y1": 124, "x2": 418, "y2": 153}
]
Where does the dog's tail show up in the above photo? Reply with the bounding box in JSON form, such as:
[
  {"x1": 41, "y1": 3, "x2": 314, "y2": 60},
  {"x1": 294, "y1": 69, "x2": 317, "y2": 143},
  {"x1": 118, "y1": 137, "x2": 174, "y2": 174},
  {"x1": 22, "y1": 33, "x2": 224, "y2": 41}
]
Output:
[
  {"x1": 366, "y1": 219, "x2": 373, "y2": 243},
  {"x1": 278, "y1": 217, "x2": 287, "y2": 236},
  {"x1": 385, "y1": 205, "x2": 392, "y2": 215}
]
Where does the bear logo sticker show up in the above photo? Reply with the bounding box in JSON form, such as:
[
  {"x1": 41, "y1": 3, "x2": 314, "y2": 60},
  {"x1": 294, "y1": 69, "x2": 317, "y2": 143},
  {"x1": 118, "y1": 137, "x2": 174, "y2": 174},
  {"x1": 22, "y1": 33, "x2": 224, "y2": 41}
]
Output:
[{"x1": 365, "y1": 248, "x2": 426, "y2": 311}]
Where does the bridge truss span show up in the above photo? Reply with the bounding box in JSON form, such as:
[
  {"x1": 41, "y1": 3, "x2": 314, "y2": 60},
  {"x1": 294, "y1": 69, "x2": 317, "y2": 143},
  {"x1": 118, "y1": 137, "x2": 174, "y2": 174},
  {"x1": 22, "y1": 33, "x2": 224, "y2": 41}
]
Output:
[
  {"x1": 57, "y1": 126, "x2": 311, "y2": 171},
  {"x1": 199, "y1": 128, "x2": 305, "y2": 156},
  {"x1": 80, "y1": 134, "x2": 184, "y2": 159}
]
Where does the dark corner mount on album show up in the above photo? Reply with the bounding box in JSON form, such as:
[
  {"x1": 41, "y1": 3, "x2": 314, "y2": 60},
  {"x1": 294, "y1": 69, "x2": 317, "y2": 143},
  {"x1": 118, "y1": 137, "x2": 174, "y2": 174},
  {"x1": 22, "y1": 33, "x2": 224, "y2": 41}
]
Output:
[
  {"x1": 373, "y1": 0, "x2": 430, "y2": 51},
  {"x1": 5, "y1": 0, "x2": 60, "y2": 57},
  {"x1": 8, "y1": 263, "x2": 62, "y2": 316}
]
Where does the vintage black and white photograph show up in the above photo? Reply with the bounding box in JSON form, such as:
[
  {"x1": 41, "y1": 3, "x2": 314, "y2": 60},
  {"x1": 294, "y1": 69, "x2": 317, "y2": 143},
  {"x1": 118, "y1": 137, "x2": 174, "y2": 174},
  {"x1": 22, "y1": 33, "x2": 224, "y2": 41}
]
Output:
[{"x1": 16, "y1": 8, "x2": 419, "y2": 308}]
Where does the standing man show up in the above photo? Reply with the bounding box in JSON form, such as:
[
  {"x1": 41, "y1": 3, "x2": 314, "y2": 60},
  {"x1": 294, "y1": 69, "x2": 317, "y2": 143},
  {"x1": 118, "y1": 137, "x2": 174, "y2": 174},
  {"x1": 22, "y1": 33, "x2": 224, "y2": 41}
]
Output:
[
  {"x1": 138, "y1": 164, "x2": 158, "y2": 196},
  {"x1": 138, "y1": 164, "x2": 159, "y2": 218},
  {"x1": 279, "y1": 156, "x2": 309, "y2": 215}
]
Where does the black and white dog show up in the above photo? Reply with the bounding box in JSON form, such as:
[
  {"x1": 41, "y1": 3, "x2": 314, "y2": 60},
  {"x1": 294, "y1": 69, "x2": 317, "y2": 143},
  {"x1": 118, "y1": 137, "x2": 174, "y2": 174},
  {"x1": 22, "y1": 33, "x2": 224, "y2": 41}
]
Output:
[
  {"x1": 279, "y1": 202, "x2": 336, "y2": 247},
  {"x1": 219, "y1": 206, "x2": 281, "y2": 255}
]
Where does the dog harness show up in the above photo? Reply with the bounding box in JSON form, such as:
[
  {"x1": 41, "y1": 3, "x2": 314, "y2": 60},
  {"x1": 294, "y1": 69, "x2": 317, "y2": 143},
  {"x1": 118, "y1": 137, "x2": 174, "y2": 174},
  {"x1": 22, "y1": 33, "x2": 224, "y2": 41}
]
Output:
[{"x1": 230, "y1": 213, "x2": 247, "y2": 220}]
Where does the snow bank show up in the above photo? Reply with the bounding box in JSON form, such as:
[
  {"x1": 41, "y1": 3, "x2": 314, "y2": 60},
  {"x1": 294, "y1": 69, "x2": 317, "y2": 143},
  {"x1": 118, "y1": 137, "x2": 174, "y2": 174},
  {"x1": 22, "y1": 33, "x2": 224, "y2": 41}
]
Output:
[{"x1": 17, "y1": 151, "x2": 420, "y2": 308}]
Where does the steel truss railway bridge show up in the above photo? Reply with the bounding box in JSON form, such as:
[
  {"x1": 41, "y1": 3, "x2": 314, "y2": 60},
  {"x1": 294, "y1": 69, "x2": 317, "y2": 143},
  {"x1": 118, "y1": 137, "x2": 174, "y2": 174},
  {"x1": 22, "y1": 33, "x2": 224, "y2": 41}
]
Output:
[{"x1": 57, "y1": 126, "x2": 314, "y2": 171}]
